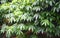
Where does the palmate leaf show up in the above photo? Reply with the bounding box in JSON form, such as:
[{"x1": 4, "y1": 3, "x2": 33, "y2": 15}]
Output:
[
  {"x1": 1, "y1": 24, "x2": 15, "y2": 37},
  {"x1": 41, "y1": 19, "x2": 55, "y2": 28},
  {"x1": 33, "y1": 7, "x2": 40, "y2": 12},
  {"x1": 41, "y1": 19, "x2": 49, "y2": 26},
  {"x1": 4, "y1": 13, "x2": 16, "y2": 23},
  {"x1": 16, "y1": 30, "x2": 23, "y2": 36},
  {"x1": 14, "y1": 9, "x2": 23, "y2": 16},
  {"x1": 6, "y1": 29, "x2": 12, "y2": 38},
  {"x1": 35, "y1": 27, "x2": 44, "y2": 34},
  {"x1": 18, "y1": 24, "x2": 26, "y2": 30},
  {"x1": 1, "y1": 24, "x2": 7, "y2": 33},
  {"x1": 27, "y1": 16, "x2": 33, "y2": 22},
  {"x1": 20, "y1": 13, "x2": 28, "y2": 21},
  {"x1": 5, "y1": 25, "x2": 16, "y2": 38},
  {"x1": 28, "y1": 25, "x2": 35, "y2": 32},
  {"x1": 33, "y1": 13, "x2": 39, "y2": 20}
]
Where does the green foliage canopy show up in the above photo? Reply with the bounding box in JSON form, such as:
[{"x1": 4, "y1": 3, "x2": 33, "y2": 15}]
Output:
[{"x1": 0, "y1": 0, "x2": 60, "y2": 38}]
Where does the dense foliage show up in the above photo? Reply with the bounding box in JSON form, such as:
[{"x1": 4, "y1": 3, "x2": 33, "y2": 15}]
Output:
[{"x1": 0, "y1": 0, "x2": 60, "y2": 38}]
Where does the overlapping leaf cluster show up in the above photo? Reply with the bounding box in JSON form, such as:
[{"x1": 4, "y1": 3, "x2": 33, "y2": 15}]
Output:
[{"x1": 0, "y1": 0, "x2": 60, "y2": 38}]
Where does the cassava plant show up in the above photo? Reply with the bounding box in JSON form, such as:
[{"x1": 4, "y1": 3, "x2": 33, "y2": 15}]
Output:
[{"x1": 0, "y1": 0, "x2": 60, "y2": 38}]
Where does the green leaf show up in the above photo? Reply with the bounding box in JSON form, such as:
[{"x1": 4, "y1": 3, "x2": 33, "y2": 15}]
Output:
[{"x1": 41, "y1": 19, "x2": 49, "y2": 26}]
